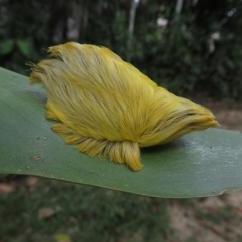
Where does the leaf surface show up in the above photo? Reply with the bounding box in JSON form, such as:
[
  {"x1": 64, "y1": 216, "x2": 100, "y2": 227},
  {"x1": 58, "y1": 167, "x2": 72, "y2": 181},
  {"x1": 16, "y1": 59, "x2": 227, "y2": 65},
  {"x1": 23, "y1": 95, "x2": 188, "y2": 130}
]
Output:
[{"x1": 0, "y1": 67, "x2": 242, "y2": 198}]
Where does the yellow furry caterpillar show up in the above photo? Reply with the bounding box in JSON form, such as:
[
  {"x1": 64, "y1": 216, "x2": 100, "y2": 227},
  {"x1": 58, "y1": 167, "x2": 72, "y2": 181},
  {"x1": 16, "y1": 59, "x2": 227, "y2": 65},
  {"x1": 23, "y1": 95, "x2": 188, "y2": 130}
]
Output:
[{"x1": 30, "y1": 42, "x2": 218, "y2": 171}]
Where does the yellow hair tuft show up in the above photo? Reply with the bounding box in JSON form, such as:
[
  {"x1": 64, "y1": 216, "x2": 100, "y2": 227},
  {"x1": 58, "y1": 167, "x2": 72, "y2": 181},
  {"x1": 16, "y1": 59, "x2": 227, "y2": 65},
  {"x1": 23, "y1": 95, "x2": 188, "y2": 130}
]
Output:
[{"x1": 30, "y1": 42, "x2": 218, "y2": 171}]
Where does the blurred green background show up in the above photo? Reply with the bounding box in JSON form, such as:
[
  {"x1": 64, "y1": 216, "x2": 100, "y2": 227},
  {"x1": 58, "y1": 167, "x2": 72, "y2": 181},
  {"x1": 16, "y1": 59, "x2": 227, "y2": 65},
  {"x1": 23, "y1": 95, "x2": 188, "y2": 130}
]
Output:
[
  {"x1": 1, "y1": 0, "x2": 242, "y2": 99},
  {"x1": 1, "y1": 1, "x2": 242, "y2": 242}
]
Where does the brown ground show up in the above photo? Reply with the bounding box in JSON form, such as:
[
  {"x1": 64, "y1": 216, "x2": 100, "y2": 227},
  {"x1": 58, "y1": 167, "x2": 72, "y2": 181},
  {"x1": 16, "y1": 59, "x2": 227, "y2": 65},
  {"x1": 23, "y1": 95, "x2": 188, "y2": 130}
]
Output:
[{"x1": 169, "y1": 100, "x2": 242, "y2": 242}]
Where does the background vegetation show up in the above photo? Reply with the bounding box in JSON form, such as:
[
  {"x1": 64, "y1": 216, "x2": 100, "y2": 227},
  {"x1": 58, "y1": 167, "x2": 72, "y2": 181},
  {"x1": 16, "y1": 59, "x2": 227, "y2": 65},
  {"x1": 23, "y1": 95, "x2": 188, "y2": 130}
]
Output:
[
  {"x1": 0, "y1": 0, "x2": 242, "y2": 99},
  {"x1": 0, "y1": 178, "x2": 170, "y2": 242},
  {"x1": 1, "y1": 1, "x2": 242, "y2": 242}
]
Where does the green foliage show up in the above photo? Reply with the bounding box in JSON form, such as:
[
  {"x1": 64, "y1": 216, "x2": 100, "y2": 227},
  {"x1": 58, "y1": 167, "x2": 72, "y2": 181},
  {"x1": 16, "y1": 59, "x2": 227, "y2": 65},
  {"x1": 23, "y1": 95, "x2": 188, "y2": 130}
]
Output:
[
  {"x1": 0, "y1": 39, "x2": 14, "y2": 55},
  {"x1": 16, "y1": 39, "x2": 34, "y2": 57},
  {"x1": 0, "y1": 179, "x2": 170, "y2": 242},
  {"x1": 0, "y1": 0, "x2": 242, "y2": 99}
]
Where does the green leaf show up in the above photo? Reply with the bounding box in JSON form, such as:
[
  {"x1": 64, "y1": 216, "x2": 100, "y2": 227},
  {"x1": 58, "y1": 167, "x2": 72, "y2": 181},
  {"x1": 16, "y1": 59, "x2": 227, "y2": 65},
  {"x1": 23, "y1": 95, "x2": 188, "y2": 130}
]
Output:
[
  {"x1": 0, "y1": 39, "x2": 14, "y2": 55},
  {"x1": 16, "y1": 39, "x2": 32, "y2": 57},
  {"x1": 0, "y1": 67, "x2": 242, "y2": 198}
]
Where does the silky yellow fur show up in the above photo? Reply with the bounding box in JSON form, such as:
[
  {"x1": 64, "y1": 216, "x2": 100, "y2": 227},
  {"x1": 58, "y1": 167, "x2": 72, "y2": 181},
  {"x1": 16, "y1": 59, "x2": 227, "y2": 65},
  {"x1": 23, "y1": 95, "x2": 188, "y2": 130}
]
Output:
[{"x1": 30, "y1": 42, "x2": 218, "y2": 171}]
